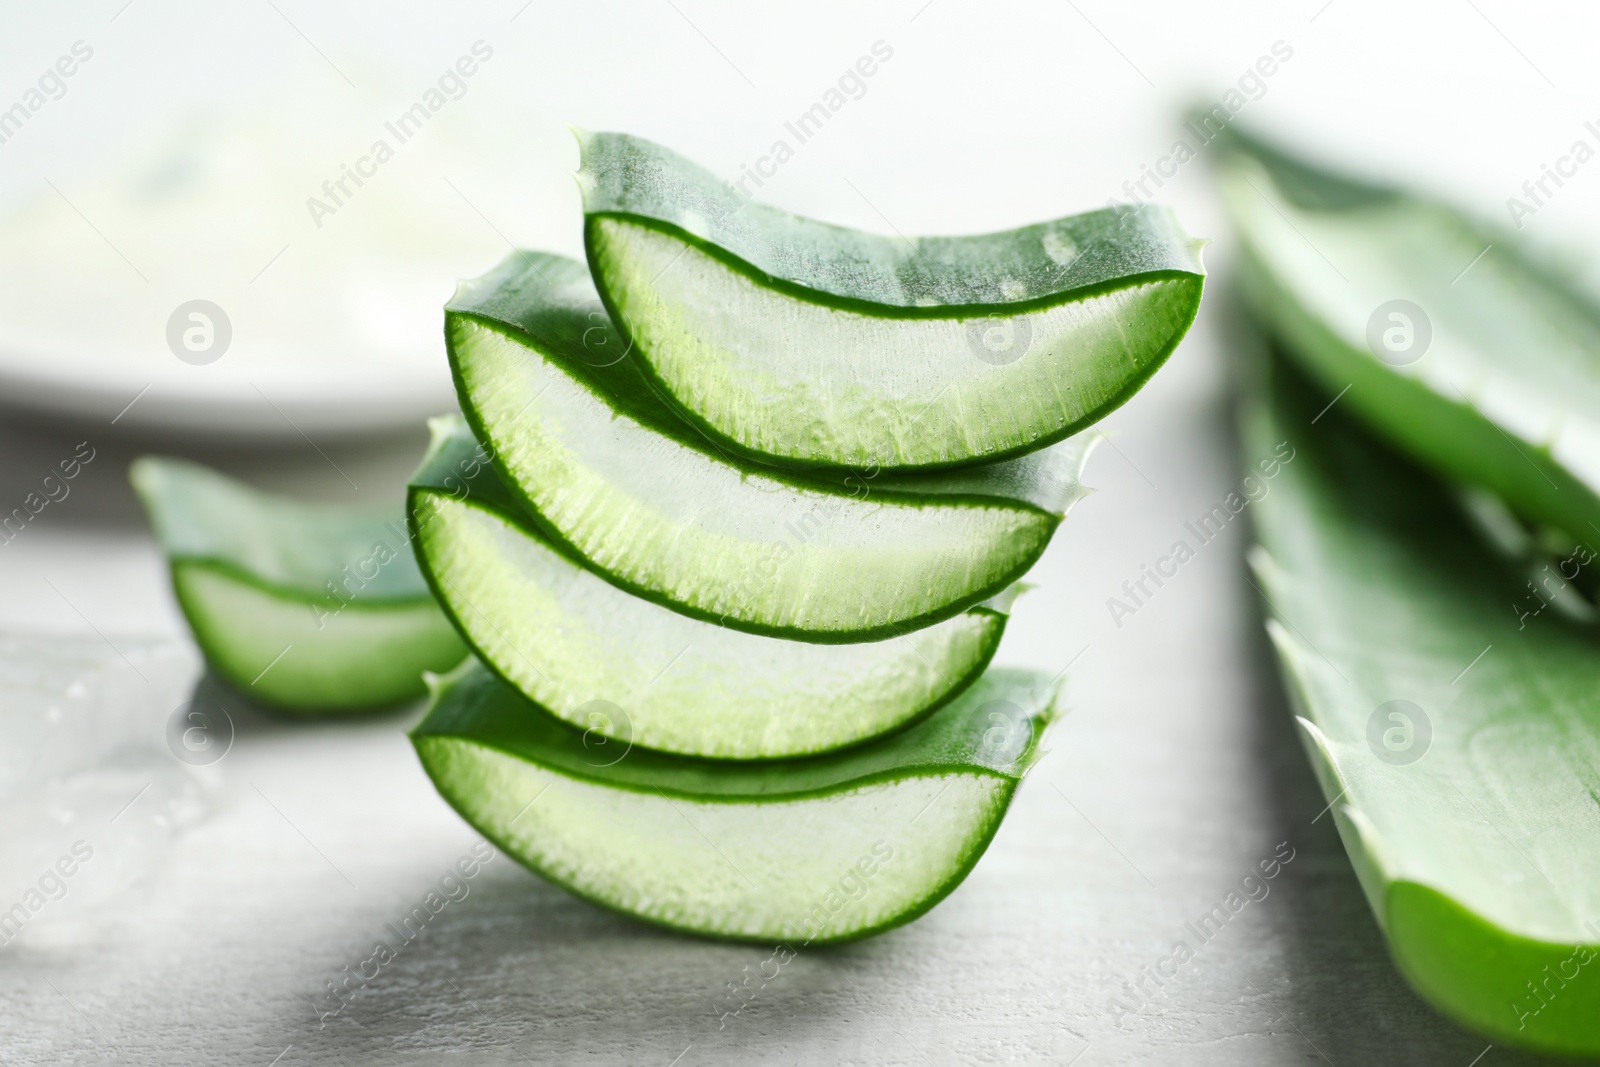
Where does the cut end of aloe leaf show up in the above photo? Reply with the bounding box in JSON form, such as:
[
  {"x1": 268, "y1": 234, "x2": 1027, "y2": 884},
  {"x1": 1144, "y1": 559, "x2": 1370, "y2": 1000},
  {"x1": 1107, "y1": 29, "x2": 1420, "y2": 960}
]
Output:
[
  {"x1": 412, "y1": 658, "x2": 1056, "y2": 943},
  {"x1": 132, "y1": 456, "x2": 466, "y2": 712},
  {"x1": 1246, "y1": 356, "x2": 1600, "y2": 1056},
  {"x1": 1385, "y1": 881, "x2": 1600, "y2": 1058},
  {"x1": 578, "y1": 130, "x2": 1204, "y2": 471},
  {"x1": 409, "y1": 422, "x2": 1012, "y2": 758},
  {"x1": 445, "y1": 252, "x2": 1093, "y2": 643}
]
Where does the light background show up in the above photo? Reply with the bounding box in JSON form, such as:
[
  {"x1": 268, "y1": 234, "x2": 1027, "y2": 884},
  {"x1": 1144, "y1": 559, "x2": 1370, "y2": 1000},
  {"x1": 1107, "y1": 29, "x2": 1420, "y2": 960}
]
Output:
[{"x1": 0, "y1": 2, "x2": 1594, "y2": 1064}]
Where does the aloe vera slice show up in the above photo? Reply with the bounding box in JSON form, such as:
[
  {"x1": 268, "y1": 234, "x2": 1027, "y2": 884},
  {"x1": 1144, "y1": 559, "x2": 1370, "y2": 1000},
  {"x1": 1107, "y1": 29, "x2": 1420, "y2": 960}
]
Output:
[
  {"x1": 410, "y1": 415, "x2": 1012, "y2": 759},
  {"x1": 1247, "y1": 359, "x2": 1600, "y2": 1057},
  {"x1": 447, "y1": 252, "x2": 1092, "y2": 643},
  {"x1": 578, "y1": 131, "x2": 1205, "y2": 472},
  {"x1": 131, "y1": 457, "x2": 466, "y2": 712},
  {"x1": 412, "y1": 657, "x2": 1055, "y2": 942},
  {"x1": 1216, "y1": 126, "x2": 1600, "y2": 542}
]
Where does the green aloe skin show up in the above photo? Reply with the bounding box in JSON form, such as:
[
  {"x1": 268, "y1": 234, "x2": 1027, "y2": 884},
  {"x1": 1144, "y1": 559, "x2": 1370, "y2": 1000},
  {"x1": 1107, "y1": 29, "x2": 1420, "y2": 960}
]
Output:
[
  {"x1": 579, "y1": 130, "x2": 1205, "y2": 472},
  {"x1": 1246, "y1": 356, "x2": 1600, "y2": 1058},
  {"x1": 411, "y1": 657, "x2": 1058, "y2": 943},
  {"x1": 131, "y1": 457, "x2": 466, "y2": 712}
]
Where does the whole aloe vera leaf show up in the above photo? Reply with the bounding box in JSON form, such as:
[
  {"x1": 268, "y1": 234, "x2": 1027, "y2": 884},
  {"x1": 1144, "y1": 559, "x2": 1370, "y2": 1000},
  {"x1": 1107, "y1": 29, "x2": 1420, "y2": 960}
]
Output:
[{"x1": 1246, "y1": 356, "x2": 1600, "y2": 1058}]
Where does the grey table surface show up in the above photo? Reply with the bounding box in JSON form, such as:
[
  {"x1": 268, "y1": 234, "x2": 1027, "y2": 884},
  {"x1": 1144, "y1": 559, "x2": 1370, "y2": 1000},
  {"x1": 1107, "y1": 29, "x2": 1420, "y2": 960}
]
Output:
[{"x1": 0, "y1": 300, "x2": 1583, "y2": 1067}]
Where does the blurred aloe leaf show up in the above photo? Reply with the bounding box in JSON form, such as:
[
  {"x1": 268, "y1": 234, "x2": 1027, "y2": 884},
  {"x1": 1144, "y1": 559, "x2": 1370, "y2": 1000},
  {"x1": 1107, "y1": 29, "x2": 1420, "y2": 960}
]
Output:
[{"x1": 1216, "y1": 125, "x2": 1600, "y2": 547}]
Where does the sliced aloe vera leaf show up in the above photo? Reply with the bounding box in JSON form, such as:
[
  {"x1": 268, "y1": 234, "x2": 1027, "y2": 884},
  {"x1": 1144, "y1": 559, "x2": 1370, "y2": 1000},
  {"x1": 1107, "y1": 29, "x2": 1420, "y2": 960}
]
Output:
[
  {"x1": 1215, "y1": 125, "x2": 1600, "y2": 542},
  {"x1": 409, "y1": 415, "x2": 1012, "y2": 759},
  {"x1": 131, "y1": 457, "x2": 466, "y2": 712},
  {"x1": 412, "y1": 657, "x2": 1055, "y2": 942},
  {"x1": 577, "y1": 130, "x2": 1205, "y2": 472},
  {"x1": 446, "y1": 252, "x2": 1093, "y2": 643},
  {"x1": 1246, "y1": 358, "x2": 1600, "y2": 1057}
]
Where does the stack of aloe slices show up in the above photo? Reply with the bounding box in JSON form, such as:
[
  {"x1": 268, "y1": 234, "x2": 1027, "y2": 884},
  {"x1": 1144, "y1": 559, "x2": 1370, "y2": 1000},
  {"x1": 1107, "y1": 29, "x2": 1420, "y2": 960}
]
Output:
[
  {"x1": 405, "y1": 131, "x2": 1204, "y2": 939},
  {"x1": 1219, "y1": 129, "x2": 1600, "y2": 1056},
  {"x1": 135, "y1": 132, "x2": 1205, "y2": 941}
]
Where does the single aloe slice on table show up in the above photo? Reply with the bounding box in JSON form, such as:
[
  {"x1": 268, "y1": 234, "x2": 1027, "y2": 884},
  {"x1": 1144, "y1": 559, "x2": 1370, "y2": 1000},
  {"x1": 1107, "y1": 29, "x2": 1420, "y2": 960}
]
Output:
[
  {"x1": 1246, "y1": 359, "x2": 1600, "y2": 1057},
  {"x1": 578, "y1": 130, "x2": 1205, "y2": 471},
  {"x1": 410, "y1": 416, "x2": 1014, "y2": 759},
  {"x1": 413, "y1": 658, "x2": 1056, "y2": 942},
  {"x1": 447, "y1": 251, "x2": 1093, "y2": 643},
  {"x1": 1216, "y1": 125, "x2": 1600, "y2": 542},
  {"x1": 131, "y1": 457, "x2": 466, "y2": 712}
]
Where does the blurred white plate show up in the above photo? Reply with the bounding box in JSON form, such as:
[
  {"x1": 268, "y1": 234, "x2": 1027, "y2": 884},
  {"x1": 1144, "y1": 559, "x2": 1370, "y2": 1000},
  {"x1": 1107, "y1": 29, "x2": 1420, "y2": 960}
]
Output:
[{"x1": 0, "y1": 60, "x2": 575, "y2": 438}]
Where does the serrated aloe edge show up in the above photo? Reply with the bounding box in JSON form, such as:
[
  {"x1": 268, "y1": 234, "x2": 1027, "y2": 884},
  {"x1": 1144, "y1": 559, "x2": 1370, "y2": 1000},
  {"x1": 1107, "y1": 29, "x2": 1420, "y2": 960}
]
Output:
[
  {"x1": 131, "y1": 457, "x2": 467, "y2": 712},
  {"x1": 409, "y1": 415, "x2": 1016, "y2": 759},
  {"x1": 446, "y1": 250, "x2": 1095, "y2": 643},
  {"x1": 578, "y1": 130, "x2": 1205, "y2": 472},
  {"x1": 411, "y1": 657, "x2": 1057, "y2": 943},
  {"x1": 1245, "y1": 356, "x2": 1600, "y2": 1057},
  {"x1": 1215, "y1": 125, "x2": 1600, "y2": 542}
]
